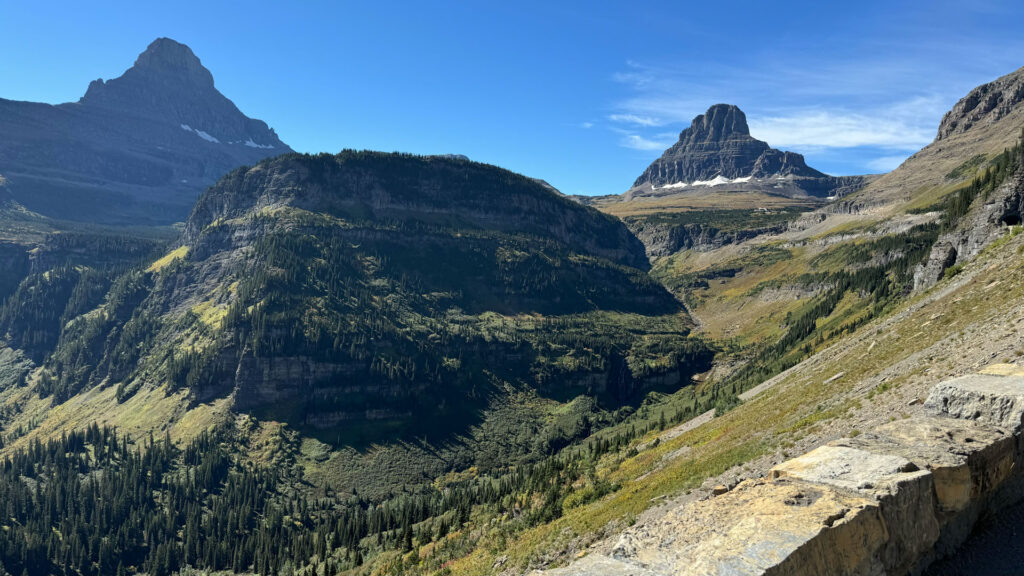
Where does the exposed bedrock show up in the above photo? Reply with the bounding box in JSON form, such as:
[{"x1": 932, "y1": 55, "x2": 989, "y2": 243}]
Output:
[{"x1": 538, "y1": 373, "x2": 1024, "y2": 576}]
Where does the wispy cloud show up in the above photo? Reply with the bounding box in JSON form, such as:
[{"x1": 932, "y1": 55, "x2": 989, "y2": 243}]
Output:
[
  {"x1": 608, "y1": 113, "x2": 664, "y2": 127},
  {"x1": 866, "y1": 155, "x2": 911, "y2": 172},
  {"x1": 580, "y1": 121, "x2": 594, "y2": 129},
  {"x1": 618, "y1": 132, "x2": 676, "y2": 151},
  {"x1": 603, "y1": 58, "x2": 964, "y2": 165},
  {"x1": 748, "y1": 107, "x2": 937, "y2": 151}
]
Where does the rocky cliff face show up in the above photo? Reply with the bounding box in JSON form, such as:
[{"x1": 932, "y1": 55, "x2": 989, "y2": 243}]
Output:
[
  {"x1": 937, "y1": 66, "x2": 1024, "y2": 141},
  {"x1": 0, "y1": 38, "x2": 290, "y2": 225},
  {"x1": 625, "y1": 219, "x2": 791, "y2": 257},
  {"x1": 630, "y1": 104, "x2": 871, "y2": 198},
  {"x1": 914, "y1": 145, "x2": 1023, "y2": 290},
  {"x1": 540, "y1": 373, "x2": 1024, "y2": 576}
]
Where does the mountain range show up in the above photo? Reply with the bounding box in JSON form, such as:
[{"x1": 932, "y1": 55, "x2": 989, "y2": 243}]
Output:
[{"x1": 0, "y1": 37, "x2": 1023, "y2": 576}]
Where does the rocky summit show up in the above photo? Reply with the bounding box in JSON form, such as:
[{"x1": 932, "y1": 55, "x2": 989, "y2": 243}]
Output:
[
  {"x1": 629, "y1": 104, "x2": 871, "y2": 199},
  {"x1": 937, "y1": 65, "x2": 1024, "y2": 141},
  {"x1": 0, "y1": 38, "x2": 290, "y2": 224}
]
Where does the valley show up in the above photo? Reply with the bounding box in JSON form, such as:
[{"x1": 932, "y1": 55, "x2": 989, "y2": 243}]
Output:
[{"x1": 1, "y1": 30, "x2": 1024, "y2": 576}]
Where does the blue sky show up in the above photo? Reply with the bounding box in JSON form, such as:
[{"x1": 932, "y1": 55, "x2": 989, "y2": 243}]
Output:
[{"x1": 2, "y1": 1, "x2": 1023, "y2": 196}]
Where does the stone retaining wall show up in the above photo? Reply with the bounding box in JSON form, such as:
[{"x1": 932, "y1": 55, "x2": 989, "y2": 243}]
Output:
[{"x1": 542, "y1": 373, "x2": 1024, "y2": 576}]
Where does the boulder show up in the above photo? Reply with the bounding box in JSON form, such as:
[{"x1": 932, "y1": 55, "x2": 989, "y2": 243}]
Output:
[{"x1": 924, "y1": 374, "x2": 1024, "y2": 431}]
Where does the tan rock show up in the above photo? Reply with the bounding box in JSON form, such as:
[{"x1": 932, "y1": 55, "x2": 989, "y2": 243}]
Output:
[
  {"x1": 979, "y1": 363, "x2": 1024, "y2": 377},
  {"x1": 830, "y1": 416, "x2": 1014, "y2": 513},
  {"x1": 611, "y1": 477, "x2": 886, "y2": 576},
  {"x1": 770, "y1": 445, "x2": 940, "y2": 575}
]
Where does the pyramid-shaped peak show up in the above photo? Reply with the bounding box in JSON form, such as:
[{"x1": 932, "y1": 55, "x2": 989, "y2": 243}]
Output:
[{"x1": 130, "y1": 38, "x2": 214, "y2": 86}]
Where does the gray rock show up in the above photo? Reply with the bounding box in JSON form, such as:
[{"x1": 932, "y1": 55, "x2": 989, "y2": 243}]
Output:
[
  {"x1": 937, "y1": 66, "x2": 1024, "y2": 141},
  {"x1": 914, "y1": 165, "x2": 1023, "y2": 291},
  {"x1": 770, "y1": 445, "x2": 941, "y2": 575},
  {"x1": 925, "y1": 374, "x2": 1024, "y2": 431},
  {"x1": 913, "y1": 241, "x2": 958, "y2": 290}
]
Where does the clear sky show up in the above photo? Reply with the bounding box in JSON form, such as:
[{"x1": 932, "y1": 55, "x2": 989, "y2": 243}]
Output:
[{"x1": 2, "y1": 0, "x2": 1023, "y2": 195}]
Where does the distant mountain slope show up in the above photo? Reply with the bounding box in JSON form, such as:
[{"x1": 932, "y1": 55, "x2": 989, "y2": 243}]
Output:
[
  {"x1": 0, "y1": 38, "x2": 290, "y2": 225},
  {"x1": 838, "y1": 65, "x2": 1024, "y2": 213},
  {"x1": 626, "y1": 104, "x2": 873, "y2": 199}
]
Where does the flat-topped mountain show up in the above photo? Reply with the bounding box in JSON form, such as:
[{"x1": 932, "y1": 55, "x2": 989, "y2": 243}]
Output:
[
  {"x1": 22, "y1": 151, "x2": 707, "y2": 447},
  {"x1": 627, "y1": 104, "x2": 871, "y2": 199},
  {"x1": 0, "y1": 38, "x2": 290, "y2": 224}
]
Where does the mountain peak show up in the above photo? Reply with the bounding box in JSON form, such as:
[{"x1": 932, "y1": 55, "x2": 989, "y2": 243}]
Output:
[
  {"x1": 630, "y1": 104, "x2": 846, "y2": 194},
  {"x1": 686, "y1": 104, "x2": 751, "y2": 142},
  {"x1": 129, "y1": 37, "x2": 214, "y2": 87},
  {"x1": 79, "y1": 38, "x2": 217, "y2": 108},
  {"x1": 937, "y1": 65, "x2": 1024, "y2": 141},
  {"x1": 1, "y1": 38, "x2": 290, "y2": 224}
]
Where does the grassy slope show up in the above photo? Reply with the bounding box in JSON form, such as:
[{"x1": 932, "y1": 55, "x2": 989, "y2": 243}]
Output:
[{"x1": 447, "y1": 224, "x2": 1024, "y2": 576}]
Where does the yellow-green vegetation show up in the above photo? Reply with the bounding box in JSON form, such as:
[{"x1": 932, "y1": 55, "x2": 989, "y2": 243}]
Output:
[
  {"x1": 147, "y1": 244, "x2": 189, "y2": 272},
  {"x1": 593, "y1": 191, "x2": 820, "y2": 218},
  {"x1": 444, "y1": 210, "x2": 1024, "y2": 576},
  {"x1": 191, "y1": 299, "x2": 229, "y2": 329}
]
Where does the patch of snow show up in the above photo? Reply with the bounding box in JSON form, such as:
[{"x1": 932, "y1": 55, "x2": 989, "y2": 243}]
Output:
[
  {"x1": 826, "y1": 195, "x2": 837, "y2": 201},
  {"x1": 655, "y1": 181, "x2": 691, "y2": 190},
  {"x1": 180, "y1": 124, "x2": 220, "y2": 143},
  {"x1": 194, "y1": 130, "x2": 219, "y2": 143},
  {"x1": 654, "y1": 174, "x2": 756, "y2": 190},
  {"x1": 244, "y1": 138, "x2": 274, "y2": 150}
]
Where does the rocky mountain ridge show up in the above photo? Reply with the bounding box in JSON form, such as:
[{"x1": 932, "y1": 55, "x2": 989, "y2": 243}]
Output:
[
  {"x1": 914, "y1": 136, "x2": 1023, "y2": 290},
  {"x1": 633, "y1": 104, "x2": 826, "y2": 186},
  {"x1": 0, "y1": 38, "x2": 290, "y2": 225}
]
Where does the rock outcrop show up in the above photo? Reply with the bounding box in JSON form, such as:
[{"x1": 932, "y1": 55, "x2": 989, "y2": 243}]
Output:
[
  {"x1": 937, "y1": 66, "x2": 1024, "y2": 141},
  {"x1": 841, "y1": 66, "x2": 1024, "y2": 215},
  {"x1": 0, "y1": 38, "x2": 290, "y2": 224},
  {"x1": 914, "y1": 153, "x2": 1023, "y2": 290},
  {"x1": 625, "y1": 219, "x2": 791, "y2": 257},
  {"x1": 633, "y1": 104, "x2": 826, "y2": 187},
  {"x1": 540, "y1": 372, "x2": 1024, "y2": 576},
  {"x1": 628, "y1": 104, "x2": 873, "y2": 199}
]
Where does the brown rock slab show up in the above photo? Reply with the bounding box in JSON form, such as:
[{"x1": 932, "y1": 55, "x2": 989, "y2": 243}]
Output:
[{"x1": 586, "y1": 478, "x2": 887, "y2": 576}]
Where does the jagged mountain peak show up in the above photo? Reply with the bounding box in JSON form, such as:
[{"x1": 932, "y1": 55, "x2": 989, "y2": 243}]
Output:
[
  {"x1": 631, "y1": 103, "x2": 847, "y2": 193},
  {"x1": 129, "y1": 37, "x2": 213, "y2": 85},
  {"x1": 684, "y1": 103, "x2": 751, "y2": 142},
  {"x1": 80, "y1": 38, "x2": 218, "y2": 107}
]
